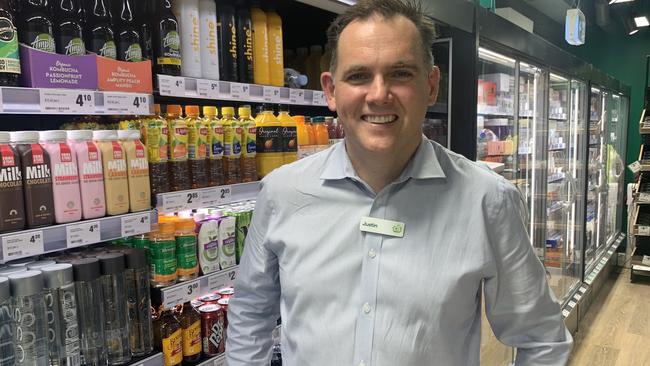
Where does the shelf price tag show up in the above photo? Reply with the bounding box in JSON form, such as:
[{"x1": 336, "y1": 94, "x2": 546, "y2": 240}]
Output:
[
  {"x1": 248, "y1": 84, "x2": 264, "y2": 100},
  {"x1": 160, "y1": 192, "x2": 186, "y2": 212},
  {"x1": 2, "y1": 230, "x2": 44, "y2": 261},
  {"x1": 629, "y1": 161, "x2": 642, "y2": 174},
  {"x1": 163, "y1": 279, "x2": 200, "y2": 308},
  {"x1": 643, "y1": 255, "x2": 650, "y2": 266},
  {"x1": 639, "y1": 192, "x2": 650, "y2": 202},
  {"x1": 207, "y1": 267, "x2": 238, "y2": 292},
  {"x1": 230, "y1": 83, "x2": 249, "y2": 99},
  {"x1": 197, "y1": 79, "x2": 220, "y2": 99},
  {"x1": 202, "y1": 185, "x2": 232, "y2": 206},
  {"x1": 121, "y1": 213, "x2": 151, "y2": 237},
  {"x1": 158, "y1": 75, "x2": 185, "y2": 96},
  {"x1": 289, "y1": 89, "x2": 304, "y2": 104},
  {"x1": 66, "y1": 221, "x2": 101, "y2": 248},
  {"x1": 639, "y1": 225, "x2": 650, "y2": 236},
  {"x1": 104, "y1": 92, "x2": 150, "y2": 115},
  {"x1": 263, "y1": 86, "x2": 281, "y2": 103},
  {"x1": 129, "y1": 94, "x2": 151, "y2": 115},
  {"x1": 40, "y1": 89, "x2": 95, "y2": 114},
  {"x1": 312, "y1": 91, "x2": 326, "y2": 106}
]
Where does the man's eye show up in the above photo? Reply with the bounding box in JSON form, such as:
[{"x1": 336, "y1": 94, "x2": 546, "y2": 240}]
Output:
[
  {"x1": 346, "y1": 73, "x2": 369, "y2": 82},
  {"x1": 392, "y1": 70, "x2": 413, "y2": 79}
]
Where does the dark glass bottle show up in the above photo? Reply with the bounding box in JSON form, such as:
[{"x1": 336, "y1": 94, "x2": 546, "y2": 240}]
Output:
[
  {"x1": 82, "y1": 0, "x2": 116, "y2": 58},
  {"x1": 53, "y1": 0, "x2": 86, "y2": 55},
  {"x1": 19, "y1": 0, "x2": 56, "y2": 53},
  {"x1": 216, "y1": 0, "x2": 237, "y2": 81},
  {"x1": 111, "y1": 0, "x2": 141, "y2": 62},
  {"x1": 0, "y1": 0, "x2": 20, "y2": 85},
  {"x1": 235, "y1": 0, "x2": 253, "y2": 83},
  {"x1": 178, "y1": 302, "x2": 201, "y2": 365},
  {"x1": 134, "y1": 0, "x2": 151, "y2": 60},
  {"x1": 152, "y1": 0, "x2": 180, "y2": 75}
]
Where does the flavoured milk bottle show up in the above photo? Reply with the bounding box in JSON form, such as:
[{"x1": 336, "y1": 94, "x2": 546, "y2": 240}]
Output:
[
  {"x1": 68, "y1": 130, "x2": 106, "y2": 219},
  {"x1": 0, "y1": 132, "x2": 25, "y2": 233},
  {"x1": 94, "y1": 130, "x2": 129, "y2": 215},
  {"x1": 118, "y1": 130, "x2": 151, "y2": 212}
]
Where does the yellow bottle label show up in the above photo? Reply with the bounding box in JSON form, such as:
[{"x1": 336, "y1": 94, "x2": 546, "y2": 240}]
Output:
[
  {"x1": 169, "y1": 120, "x2": 188, "y2": 162},
  {"x1": 224, "y1": 122, "x2": 242, "y2": 159},
  {"x1": 146, "y1": 120, "x2": 162, "y2": 163},
  {"x1": 163, "y1": 329, "x2": 183, "y2": 366},
  {"x1": 242, "y1": 122, "x2": 257, "y2": 158},
  {"x1": 197, "y1": 124, "x2": 209, "y2": 159},
  {"x1": 182, "y1": 320, "x2": 202, "y2": 356},
  {"x1": 158, "y1": 119, "x2": 169, "y2": 161},
  {"x1": 209, "y1": 121, "x2": 224, "y2": 160}
]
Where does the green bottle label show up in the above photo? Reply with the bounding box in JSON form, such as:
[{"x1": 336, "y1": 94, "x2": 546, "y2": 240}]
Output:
[
  {"x1": 31, "y1": 33, "x2": 56, "y2": 53},
  {"x1": 64, "y1": 37, "x2": 85, "y2": 56},
  {"x1": 176, "y1": 235, "x2": 198, "y2": 269},
  {"x1": 132, "y1": 236, "x2": 150, "y2": 250},
  {"x1": 99, "y1": 40, "x2": 117, "y2": 59},
  {"x1": 0, "y1": 17, "x2": 20, "y2": 74},
  {"x1": 151, "y1": 239, "x2": 176, "y2": 276},
  {"x1": 124, "y1": 43, "x2": 142, "y2": 62}
]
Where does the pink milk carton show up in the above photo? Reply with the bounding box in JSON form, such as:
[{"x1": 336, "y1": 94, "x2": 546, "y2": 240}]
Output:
[
  {"x1": 67, "y1": 130, "x2": 106, "y2": 219},
  {"x1": 39, "y1": 130, "x2": 82, "y2": 223}
]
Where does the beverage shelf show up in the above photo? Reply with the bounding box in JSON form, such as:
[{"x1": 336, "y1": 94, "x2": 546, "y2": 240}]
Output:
[
  {"x1": 155, "y1": 181, "x2": 260, "y2": 214},
  {"x1": 196, "y1": 354, "x2": 226, "y2": 366},
  {"x1": 0, "y1": 210, "x2": 156, "y2": 263},
  {"x1": 634, "y1": 173, "x2": 650, "y2": 204},
  {"x1": 0, "y1": 87, "x2": 153, "y2": 115},
  {"x1": 128, "y1": 352, "x2": 163, "y2": 366},
  {"x1": 156, "y1": 74, "x2": 328, "y2": 107},
  {"x1": 639, "y1": 109, "x2": 650, "y2": 135},
  {"x1": 156, "y1": 266, "x2": 239, "y2": 309}
]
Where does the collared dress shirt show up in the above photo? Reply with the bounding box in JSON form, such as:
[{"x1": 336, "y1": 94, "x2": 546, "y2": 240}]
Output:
[{"x1": 226, "y1": 136, "x2": 573, "y2": 366}]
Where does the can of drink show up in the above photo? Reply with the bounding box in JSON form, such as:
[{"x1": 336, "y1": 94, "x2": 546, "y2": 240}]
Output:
[
  {"x1": 199, "y1": 304, "x2": 225, "y2": 356},
  {"x1": 217, "y1": 297, "x2": 229, "y2": 330},
  {"x1": 217, "y1": 287, "x2": 234, "y2": 299},
  {"x1": 197, "y1": 293, "x2": 221, "y2": 305},
  {"x1": 190, "y1": 299, "x2": 204, "y2": 309}
]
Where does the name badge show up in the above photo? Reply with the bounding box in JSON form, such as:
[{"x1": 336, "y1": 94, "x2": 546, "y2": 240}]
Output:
[{"x1": 359, "y1": 217, "x2": 405, "y2": 238}]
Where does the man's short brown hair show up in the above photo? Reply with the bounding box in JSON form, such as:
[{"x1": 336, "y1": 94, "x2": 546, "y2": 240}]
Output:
[{"x1": 326, "y1": 0, "x2": 436, "y2": 74}]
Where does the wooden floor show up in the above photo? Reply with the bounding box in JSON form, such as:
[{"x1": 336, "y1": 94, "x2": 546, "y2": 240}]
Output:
[{"x1": 569, "y1": 269, "x2": 650, "y2": 366}]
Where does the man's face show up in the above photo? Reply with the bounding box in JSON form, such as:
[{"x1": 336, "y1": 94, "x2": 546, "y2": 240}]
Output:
[{"x1": 321, "y1": 14, "x2": 440, "y2": 158}]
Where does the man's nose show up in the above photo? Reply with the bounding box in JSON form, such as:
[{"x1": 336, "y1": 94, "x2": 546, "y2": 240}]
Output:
[{"x1": 366, "y1": 76, "x2": 392, "y2": 105}]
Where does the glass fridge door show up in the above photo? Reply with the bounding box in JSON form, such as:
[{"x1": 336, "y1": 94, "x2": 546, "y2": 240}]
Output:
[
  {"x1": 586, "y1": 88, "x2": 607, "y2": 269},
  {"x1": 424, "y1": 39, "x2": 451, "y2": 147},
  {"x1": 605, "y1": 94, "x2": 626, "y2": 242}
]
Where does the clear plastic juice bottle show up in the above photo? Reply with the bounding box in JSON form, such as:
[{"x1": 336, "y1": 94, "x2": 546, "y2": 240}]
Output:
[
  {"x1": 175, "y1": 217, "x2": 199, "y2": 281},
  {"x1": 222, "y1": 107, "x2": 241, "y2": 184},
  {"x1": 255, "y1": 106, "x2": 283, "y2": 178},
  {"x1": 305, "y1": 116, "x2": 316, "y2": 147},
  {"x1": 146, "y1": 104, "x2": 170, "y2": 196},
  {"x1": 166, "y1": 105, "x2": 190, "y2": 191},
  {"x1": 313, "y1": 116, "x2": 330, "y2": 153},
  {"x1": 204, "y1": 106, "x2": 224, "y2": 187},
  {"x1": 294, "y1": 115, "x2": 312, "y2": 160},
  {"x1": 276, "y1": 106, "x2": 297, "y2": 165},
  {"x1": 238, "y1": 106, "x2": 257, "y2": 182},
  {"x1": 185, "y1": 105, "x2": 208, "y2": 189}
]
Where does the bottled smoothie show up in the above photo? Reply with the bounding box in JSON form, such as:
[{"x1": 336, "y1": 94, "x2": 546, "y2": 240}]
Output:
[
  {"x1": 0, "y1": 131, "x2": 25, "y2": 233},
  {"x1": 266, "y1": 6, "x2": 284, "y2": 87},
  {"x1": 10, "y1": 131, "x2": 54, "y2": 228},
  {"x1": 238, "y1": 106, "x2": 257, "y2": 182},
  {"x1": 235, "y1": 0, "x2": 253, "y2": 83},
  {"x1": 117, "y1": 130, "x2": 151, "y2": 212},
  {"x1": 277, "y1": 106, "x2": 297, "y2": 165},
  {"x1": 173, "y1": 0, "x2": 201, "y2": 77},
  {"x1": 167, "y1": 105, "x2": 190, "y2": 191},
  {"x1": 204, "y1": 106, "x2": 224, "y2": 187},
  {"x1": 250, "y1": 2, "x2": 269, "y2": 85},
  {"x1": 93, "y1": 130, "x2": 129, "y2": 216},
  {"x1": 255, "y1": 106, "x2": 283, "y2": 178},
  {"x1": 39, "y1": 130, "x2": 82, "y2": 223},
  {"x1": 199, "y1": 0, "x2": 219, "y2": 79},
  {"x1": 186, "y1": 105, "x2": 208, "y2": 189},
  {"x1": 222, "y1": 106, "x2": 241, "y2": 184},
  {"x1": 216, "y1": 0, "x2": 237, "y2": 81},
  {"x1": 67, "y1": 130, "x2": 106, "y2": 220},
  {"x1": 194, "y1": 212, "x2": 219, "y2": 275}
]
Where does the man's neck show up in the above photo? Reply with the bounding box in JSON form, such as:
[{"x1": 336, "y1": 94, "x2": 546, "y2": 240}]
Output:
[{"x1": 345, "y1": 139, "x2": 420, "y2": 193}]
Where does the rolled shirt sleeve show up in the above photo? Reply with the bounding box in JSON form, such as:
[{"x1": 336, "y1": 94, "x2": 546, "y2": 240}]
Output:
[
  {"x1": 483, "y1": 179, "x2": 573, "y2": 365},
  {"x1": 226, "y1": 179, "x2": 281, "y2": 366}
]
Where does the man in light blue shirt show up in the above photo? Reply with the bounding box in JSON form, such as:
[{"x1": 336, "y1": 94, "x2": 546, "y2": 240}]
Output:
[{"x1": 226, "y1": 0, "x2": 573, "y2": 365}]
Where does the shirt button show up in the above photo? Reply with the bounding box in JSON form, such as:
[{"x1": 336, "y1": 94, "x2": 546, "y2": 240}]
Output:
[
  {"x1": 362, "y1": 303, "x2": 371, "y2": 314},
  {"x1": 368, "y1": 249, "x2": 376, "y2": 258}
]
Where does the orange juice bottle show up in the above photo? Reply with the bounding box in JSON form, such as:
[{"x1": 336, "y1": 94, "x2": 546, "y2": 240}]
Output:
[
  {"x1": 266, "y1": 6, "x2": 284, "y2": 87},
  {"x1": 238, "y1": 106, "x2": 257, "y2": 182},
  {"x1": 167, "y1": 105, "x2": 190, "y2": 191},
  {"x1": 305, "y1": 116, "x2": 316, "y2": 147},
  {"x1": 251, "y1": 2, "x2": 270, "y2": 85},
  {"x1": 313, "y1": 116, "x2": 330, "y2": 153},
  {"x1": 276, "y1": 106, "x2": 297, "y2": 164},
  {"x1": 294, "y1": 115, "x2": 312, "y2": 159},
  {"x1": 255, "y1": 105, "x2": 283, "y2": 178}
]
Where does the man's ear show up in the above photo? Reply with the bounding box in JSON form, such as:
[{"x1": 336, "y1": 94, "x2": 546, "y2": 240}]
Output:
[
  {"x1": 427, "y1": 66, "x2": 440, "y2": 106},
  {"x1": 321, "y1": 71, "x2": 337, "y2": 112}
]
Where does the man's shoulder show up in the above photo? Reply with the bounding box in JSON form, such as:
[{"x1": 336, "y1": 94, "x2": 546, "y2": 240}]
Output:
[{"x1": 260, "y1": 145, "x2": 335, "y2": 192}]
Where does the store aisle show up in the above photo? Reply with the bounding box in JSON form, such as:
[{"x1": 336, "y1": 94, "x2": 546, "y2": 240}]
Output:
[{"x1": 569, "y1": 269, "x2": 650, "y2": 365}]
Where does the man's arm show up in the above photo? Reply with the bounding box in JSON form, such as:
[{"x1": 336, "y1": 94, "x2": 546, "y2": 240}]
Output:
[
  {"x1": 226, "y1": 180, "x2": 281, "y2": 366},
  {"x1": 484, "y1": 180, "x2": 573, "y2": 365}
]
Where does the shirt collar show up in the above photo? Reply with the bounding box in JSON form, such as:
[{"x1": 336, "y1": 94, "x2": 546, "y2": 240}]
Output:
[{"x1": 320, "y1": 135, "x2": 446, "y2": 181}]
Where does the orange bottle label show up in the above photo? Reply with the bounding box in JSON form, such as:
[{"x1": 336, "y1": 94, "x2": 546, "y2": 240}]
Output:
[
  {"x1": 163, "y1": 329, "x2": 183, "y2": 366},
  {"x1": 182, "y1": 320, "x2": 202, "y2": 356}
]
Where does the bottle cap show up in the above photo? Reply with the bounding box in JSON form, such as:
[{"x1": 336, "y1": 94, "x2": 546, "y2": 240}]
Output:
[
  {"x1": 312, "y1": 116, "x2": 325, "y2": 123},
  {"x1": 0, "y1": 132, "x2": 9, "y2": 143},
  {"x1": 293, "y1": 115, "x2": 305, "y2": 123},
  {"x1": 0, "y1": 266, "x2": 26, "y2": 276},
  {"x1": 10, "y1": 131, "x2": 39, "y2": 143},
  {"x1": 40, "y1": 263, "x2": 74, "y2": 289},
  {"x1": 117, "y1": 129, "x2": 141, "y2": 140},
  {"x1": 67, "y1": 130, "x2": 93, "y2": 141},
  {"x1": 97, "y1": 252, "x2": 126, "y2": 275},
  {"x1": 221, "y1": 107, "x2": 235, "y2": 116},
  {"x1": 238, "y1": 106, "x2": 251, "y2": 118},
  {"x1": 167, "y1": 104, "x2": 182, "y2": 116},
  {"x1": 154, "y1": 104, "x2": 161, "y2": 115},
  {"x1": 185, "y1": 105, "x2": 200, "y2": 116},
  {"x1": 297, "y1": 74, "x2": 308, "y2": 87},
  {"x1": 7, "y1": 257, "x2": 36, "y2": 267},
  {"x1": 8, "y1": 270, "x2": 43, "y2": 297},
  {"x1": 39, "y1": 130, "x2": 67, "y2": 141},
  {"x1": 71, "y1": 258, "x2": 101, "y2": 282},
  {"x1": 203, "y1": 106, "x2": 217, "y2": 117},
  {"x1": 26, "y1": 260, "x2": 57, "y2": 270},
  {"x1": 122, "y1": 248, "x2": 148, "y2": 269},
  {"x1": 176, "y1": 217, "x2": 196, "y2": 232},
  {"x1": 93, "y1": 130, "x2": 118, "y2": 141},
  {"x1": 0, "y1": 277, "x2": 9, "y2": 303}
]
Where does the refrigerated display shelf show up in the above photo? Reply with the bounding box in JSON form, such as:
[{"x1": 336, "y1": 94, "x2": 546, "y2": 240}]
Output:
[
  {"x1": 633, "y1": 205, "x2": 650, "y2": 236},
  {"x1": 156, "y1": 75, "x2": 327, "y2": 107},
  {"x1": 634, "y1": 173, "x2": 650, "y2": 204},
  {"x1": 0, "y1": 87, "x2": 153, "y2": 115},
  {"x1": 196, "y1": 354, "x2": 226, "y2": 366},
  {"x1": 0, "y1": 210, "x2": 156, "y2": 263},
  {"x1": 637, "y1": 145, "x2": 650, "y2": 171},
  {"x1": 639, "y1": 109, "x2": 650, "y2": 134},
  {"x1": 156, "y1": 181, "x2": 260, "y2": 214},
  {"x1": 631, "y1": 239, "x2": 650, "y2": 280},
  {"x1": 128, "y1": 352, "x2": 163, "y2": 366},
  {"x1": 155, "y1": 266, "x2": 239, "y2": 309}
]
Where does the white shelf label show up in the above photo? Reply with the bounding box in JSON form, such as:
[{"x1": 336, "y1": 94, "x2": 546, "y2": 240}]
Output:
[
  {"x1": 163, "y1": 279, "x2": 200, "y2": 308},
  {"x1": 643, "y1": 255, "x2": 650, "y2": 266},
  {"x1": 66, "y1": 221, "x2": 101, "y2": 248},
  {"x1": 640, "y1": 192, "x2": 650, "y2": 202},
  {"x1": 121, "y1": 213, "x2": 151, "y2": 237},
  {"x1": 312, "y1": 91, "x2": 326, "y2": 106},
  {"x1": 202, "y1": 185, "x2": 232, "y2": 206},
  {"x1": 263, "y1": 86, "x2": 281, "y2": 103},
  {"x1": 639, "y1": 225, "x2": 650, "y2": 236},
  {"x1": 161, "y1": 192, "x2": 189, "y2": 212},
  {"x1": 40, "y1": 90, "x2": 95, "y2": 114},
  {"x1": 289, "y1": 89, "x2": 304, "y2": 104},
  {"x1": 104, "y1": 93, "x2": 150, "y2": 115},
  {"x1": 159, "y1": 75, "x2": 185, "y2": 96},
  {"x1": 562, "y1": 309, "x2": 570, "y2": 318},
  {"x1": 230, "y1": 83, "x2": 249, "y2": 99},
  {"x1": 2, "y1": 230, "x2": 44, "y2": 261},
  {"x1": 629, "y1": 161, "x2": 642, "y2": 174},
  {"x1": 568, "y1": 300, "x2": 577, "y2": 308},
  {"x1": 129, "y1": 94, "x2": 151, "y2": 115},
  {"x1": 574, "y1": 293, "x2": 582, "y2": 301},
  {"x1": 579, "y1": 286, "x2": 587, "y2": 294},
  {"x1": 197, "y1": 79, "x2": 220, "y2": 99},
  {"x1": 207, "y1": 268, "x2": 238, "y2": 292}
]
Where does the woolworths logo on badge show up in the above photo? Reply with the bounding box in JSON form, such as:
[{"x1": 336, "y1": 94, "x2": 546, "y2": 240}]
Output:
[
  {"x1": 124, "y1": 43, "x2": 142, "y2": 62},
  {"x1": 99, "y1": 41, "x2": 117, "y2": 59},
  {"x1": 392, "y1": 224, "x2": 403, "y2": 234},
  {"x1": 31, "y1": 33, "x2": 55, "y2": 53},
  {"x1": 64, "y1": 38, "x2": 85, "y2": 56}
]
